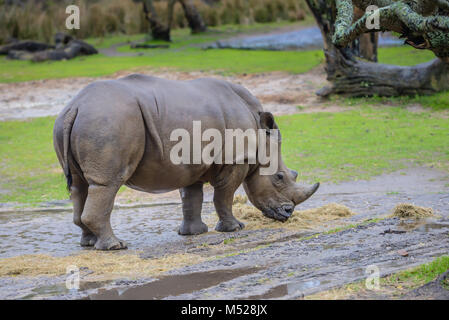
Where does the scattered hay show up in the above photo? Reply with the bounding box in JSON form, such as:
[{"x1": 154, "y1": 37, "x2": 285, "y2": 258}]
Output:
[
  {"x1": 0, "y1": 251, "x2": 205, "y2": 278},
  {"x1": 210, "y1": 203, "x2": 357, "y2": 231},
  {"x1": 391, "y1": 203, "x2": 435, "y2": 219},
  {"x1": 233, "y1": 195, "x2": 248, "y2": 205}
]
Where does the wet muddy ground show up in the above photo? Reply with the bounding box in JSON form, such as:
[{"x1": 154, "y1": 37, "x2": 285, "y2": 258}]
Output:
[{"x1": 0, "y1": 167, "x2": 447, "y2": 299}]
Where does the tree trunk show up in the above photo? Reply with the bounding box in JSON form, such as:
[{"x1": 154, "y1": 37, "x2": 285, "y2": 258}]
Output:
[
  {"x1": 353, "y1": 7, "x2": 378, "y2": 62},
  {"x1": 305, "y1": 0, "x2": 449, "y2": 97},
  {"x1": 326, "y1": 54, "x2": 449, "y2": 96},
  {"x1": 179, "y1": 0, "x2": 207, "y2": 34},
  {"x1": 143, "y1": 0, "x2": 171, "y2": 41}
]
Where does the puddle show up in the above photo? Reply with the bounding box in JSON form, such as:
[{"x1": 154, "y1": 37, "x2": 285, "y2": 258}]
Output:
[
  {"x1": 207, "y1": 26, "x2": 402, "y2": 51},
  {"x1": 23, "y1": 280, "x2": 111, "y2": 300},
  {"x1": 397, "y1": 219, "x2": 449, "y2": 232},
  {"x1": 88, "y1": 267, "x2": 261, "y2": 300},
  {"x1": 246, "y1": 284, "x2": 288, "y2": 299},
  {"x1": 247, "y1": 279, "x2": 331, "y2": 299}
]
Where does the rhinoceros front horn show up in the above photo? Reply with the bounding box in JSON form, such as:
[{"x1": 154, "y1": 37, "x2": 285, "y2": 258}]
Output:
[{"x1": 295, "y1": 182, "x2": 320, "y2": 204}]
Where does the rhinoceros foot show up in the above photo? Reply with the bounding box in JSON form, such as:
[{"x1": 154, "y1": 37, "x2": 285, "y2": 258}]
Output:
[
  {"x1": 215, "y1": 219, "x2": 245, "y2": 232},
  {"x1": 94, "y1": 236, "x2": 128, "y2": 251},
  {"x1": 80, "y1": 233, "x2": 97, "y2": 247},
  {"x1": 178, "y1": 220, "x2": 208, "y2": 236}
]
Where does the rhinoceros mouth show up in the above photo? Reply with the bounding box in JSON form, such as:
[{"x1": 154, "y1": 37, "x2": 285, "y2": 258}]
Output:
[{"x1": 262, "y1": 204, "x2": 294, "y2": 222}]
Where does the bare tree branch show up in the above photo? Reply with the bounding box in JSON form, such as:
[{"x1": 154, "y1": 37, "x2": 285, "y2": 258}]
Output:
[{"x1": 332, "y1": 0, "x2": 449, "y2": 60}]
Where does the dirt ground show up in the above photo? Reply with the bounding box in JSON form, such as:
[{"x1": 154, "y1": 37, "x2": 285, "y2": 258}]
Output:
[{"x1": 0, "y1": 66, "x2": 344, "y2": 121}]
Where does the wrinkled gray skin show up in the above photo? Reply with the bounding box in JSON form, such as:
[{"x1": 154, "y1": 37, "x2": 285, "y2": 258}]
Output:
[{"x1": 54, "y1": 74, "x2": 319, "y2": 250}]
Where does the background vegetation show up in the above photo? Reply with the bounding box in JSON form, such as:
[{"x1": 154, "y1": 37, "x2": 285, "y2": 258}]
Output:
[{"x1": 0, "y1": 0, "x2": 308, "y2": 44}]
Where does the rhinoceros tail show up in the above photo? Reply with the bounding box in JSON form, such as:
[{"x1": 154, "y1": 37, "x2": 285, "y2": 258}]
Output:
[{"x1": 62, "y1": 106, "x2": 78, "y2": 191}]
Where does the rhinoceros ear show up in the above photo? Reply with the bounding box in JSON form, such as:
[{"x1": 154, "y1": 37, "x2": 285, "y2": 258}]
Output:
[{"x1": 259, "y1": 112, "x2": 276, "y2": 130}]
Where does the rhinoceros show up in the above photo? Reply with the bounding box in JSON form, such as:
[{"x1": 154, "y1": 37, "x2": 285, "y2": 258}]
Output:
[{"x1": 54, "y1": 74, "x2": 319, "y2": 250}]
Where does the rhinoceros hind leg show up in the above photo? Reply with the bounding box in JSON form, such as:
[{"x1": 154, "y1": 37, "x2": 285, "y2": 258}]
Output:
[
  {"x1": 178, "y1": 182, "x2": 208, "y2": 236},
  {"x1": 81, "y1": 184, "x2": 128, "y2": 250},
  {"x1": 71, "y1": 174, "x2": 97, "y2": 247}
]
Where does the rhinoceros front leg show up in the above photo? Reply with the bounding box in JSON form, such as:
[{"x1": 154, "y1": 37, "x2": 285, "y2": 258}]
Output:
[
  {"x1": 178, "y1": 182, "x2": 208, "y2": 235},
  {"x1": 214, "y1": 187, "x2": 245, "y2": 232},
  {"x1": 212, "y1": 165, "x2": 248, "y2": 232}
]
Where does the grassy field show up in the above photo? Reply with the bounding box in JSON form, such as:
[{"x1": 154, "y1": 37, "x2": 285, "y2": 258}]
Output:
[
  {"x1": 343, "y1": 91, "x2": 449, "y2": 111},
  {"x1": 0, "y1": 49, "x2": 324, "y2": 82},
  {"x1": 2, "y1": 30, "x2": 447, "y2": 110},
  {"x1": 278, "y1": 107, "x2": 449, "y2": 182},
  {"x1": 0, "y1": 117, "x2": 67, "y2": 204},
  {"x1": 377, "y1": 46, "x2": 436, "y2": 66},
  {"x1": 0, "y1": 47, "x2": 437, "y2": 84},
  {"x1": 0, "y1": 50, "x2": 320, "y2": 82},
  {"x1": 0, "y1": 22, "x2": 440, "y2": 84},
  {"x1": 1, "y1": 106, "x2": 448, "y2": 205},
  {"x1": 0, "y1": 25, "x2": 448, "y2": 205}
]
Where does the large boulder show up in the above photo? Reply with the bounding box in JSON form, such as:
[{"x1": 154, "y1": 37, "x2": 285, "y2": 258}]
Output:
[{"x1": 31, "y1": 40, "x2": 98, "y2": 62}]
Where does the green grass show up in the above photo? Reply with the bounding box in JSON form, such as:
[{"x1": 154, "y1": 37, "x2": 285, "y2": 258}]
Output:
[
  {"x1": 0, "y1": 46, "x2": 436, "y2": 84},
  {"x1": 385, "y1": 255, "x2": 449, "y2": 287},
  {"x1": 0, "y1": 117, "x2": 67, "y2": 204},
  {"x1": 277, "y1": 106, "x2": 449, "y2": 183},
  {"x1": 307, "y1": 255, "x2": 449, "y2": 299},
  {"x1": 1, "y1": 20, "x2": 324, "y2": 83},
  {"x1": 1, "y1": 106, "x2": 448, "y2": 205},
  {"x1": 223, "y1": 238, "x2": 236, "y2": 245},
  {"x1": 378, "y1": 46, "x2": 436, "y2": 66},
  {"x1": 0, "y1": 49, "x2": 325, "y2": 82},
  {"x1": 344, "y1": 91, "x2": 449, "y2": 111},
  {"x1": 0, "y1": 23, "x2": 439, "y2": 84},
  {"x1": 85, "y1": 33, "x2": 147, "y2": 50}
]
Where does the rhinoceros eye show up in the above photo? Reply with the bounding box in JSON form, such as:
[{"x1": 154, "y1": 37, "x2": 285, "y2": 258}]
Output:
[{"x1": 276, "y1": 172, "x2": 284, "y2": 180}]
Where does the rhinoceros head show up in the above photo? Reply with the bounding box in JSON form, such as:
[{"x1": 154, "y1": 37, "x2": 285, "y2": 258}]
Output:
[{"x1": 243, "y1": 112, "x2": 320, "y2": 222}]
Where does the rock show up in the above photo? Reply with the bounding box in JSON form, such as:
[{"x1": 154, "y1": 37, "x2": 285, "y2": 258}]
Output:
[
  {"x1": 7, "y1": 50, "x2": 36, "y2": 60},
  {"x1": 54, "y1": 32, "x2": 74, "y2": 48},
  {"x1": 397, "y1": 249, "x2": 409, "y2": 257},
  {"x1": 3, "y1": 33, "x2": 97, "y2": 62},
  {"x1": 32, "y1": 40, "x2": 98, "y2": 62},
  {"x1": 0, "y1": 41, "x2": 54, "y2": 55}
]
